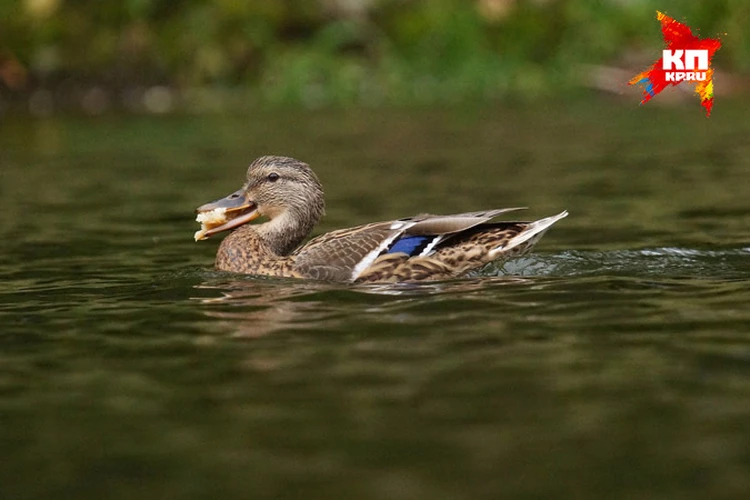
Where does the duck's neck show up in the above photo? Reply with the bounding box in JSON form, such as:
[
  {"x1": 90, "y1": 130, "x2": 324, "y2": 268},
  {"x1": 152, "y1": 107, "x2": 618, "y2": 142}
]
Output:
[{"x1": 255, "y1": 208, "x2": 317, "y2": 255}]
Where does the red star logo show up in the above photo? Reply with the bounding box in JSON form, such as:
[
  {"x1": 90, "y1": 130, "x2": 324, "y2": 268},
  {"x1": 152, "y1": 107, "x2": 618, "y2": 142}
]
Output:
[{"x1": 629, "y1": 11, "x2": 722, "y2": 117}]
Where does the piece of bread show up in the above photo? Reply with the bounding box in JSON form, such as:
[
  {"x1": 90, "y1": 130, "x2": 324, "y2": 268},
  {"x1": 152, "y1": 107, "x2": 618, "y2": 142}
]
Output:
[{"x1": 194, "y1": 207, "x2": 228, "y2": 241}]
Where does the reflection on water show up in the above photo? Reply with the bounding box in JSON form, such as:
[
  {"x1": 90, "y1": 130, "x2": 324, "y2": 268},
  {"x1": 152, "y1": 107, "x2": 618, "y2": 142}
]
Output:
[
  {"x1": 2, "y1": 101, "x2": 750, "y2": 499},
  {"x1": 195, "y1": 280, "x2": 339, "y2": 338},
  {"x1": 194, "y1": 276, "x2": 534, "y2": 338}
]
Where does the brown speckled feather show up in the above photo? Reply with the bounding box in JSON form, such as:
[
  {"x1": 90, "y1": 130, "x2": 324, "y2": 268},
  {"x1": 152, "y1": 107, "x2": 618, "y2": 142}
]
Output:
[
  {"x1": 356, "y1": 255, "x2": 455, "y2": 282},
  {"x1": 291, "y1": 222, "x2": 398, "y2": 281},
  {"x1": 216, "y1": 227, "x2": 302, "y2": 278}
]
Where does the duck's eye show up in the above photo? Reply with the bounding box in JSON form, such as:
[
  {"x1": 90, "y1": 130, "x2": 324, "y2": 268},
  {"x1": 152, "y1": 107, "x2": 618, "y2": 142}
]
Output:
[{"x1": 267, "y1": 173, "x2": 280, "y2": 182}]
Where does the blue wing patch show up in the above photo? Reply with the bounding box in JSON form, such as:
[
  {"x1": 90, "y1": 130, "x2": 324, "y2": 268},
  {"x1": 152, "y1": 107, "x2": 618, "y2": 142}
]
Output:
[{"x1": 387, "y1": 235, "x2": 433, "y2": 256}]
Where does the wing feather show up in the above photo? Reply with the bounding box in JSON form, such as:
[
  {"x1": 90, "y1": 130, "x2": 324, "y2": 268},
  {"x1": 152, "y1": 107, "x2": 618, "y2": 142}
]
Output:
[{"x1": 290, "y1": 208, "x2": 529, "y2": 282}]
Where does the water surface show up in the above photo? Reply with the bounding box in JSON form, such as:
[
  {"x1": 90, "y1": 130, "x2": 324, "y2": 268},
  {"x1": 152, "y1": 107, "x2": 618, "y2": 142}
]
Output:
[{"x1": 1, "y1": 100, "x2": 750, "y2": 499}]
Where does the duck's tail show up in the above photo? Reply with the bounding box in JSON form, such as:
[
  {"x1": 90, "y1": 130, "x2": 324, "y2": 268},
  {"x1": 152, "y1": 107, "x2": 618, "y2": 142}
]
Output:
[{"x1": 487, "y1": 210, "x2": 568, "y2": 260}]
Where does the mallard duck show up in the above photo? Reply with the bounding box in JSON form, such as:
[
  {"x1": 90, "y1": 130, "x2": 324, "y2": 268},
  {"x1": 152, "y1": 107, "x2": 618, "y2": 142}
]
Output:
[{"x1": 194, "y1": 156, "x2": 567, "y2": 282}]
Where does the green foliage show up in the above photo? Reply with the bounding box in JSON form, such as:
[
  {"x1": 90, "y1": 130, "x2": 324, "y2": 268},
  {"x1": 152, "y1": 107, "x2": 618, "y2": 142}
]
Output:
[{"x1": 1, "y1": 0, "x2": 746, "y2": 107}]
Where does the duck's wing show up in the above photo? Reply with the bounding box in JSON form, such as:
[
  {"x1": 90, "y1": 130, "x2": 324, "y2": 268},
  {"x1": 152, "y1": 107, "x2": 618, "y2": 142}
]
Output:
[
  {"x1": 356, "y1": 210, "x2": 569, "y2": 283},
  {"x1": 292, "y1": 208, "x2": 526, "y2": 282},
  {"x1": 291, "y1": 222, "x2": 398, "y2": 282}
]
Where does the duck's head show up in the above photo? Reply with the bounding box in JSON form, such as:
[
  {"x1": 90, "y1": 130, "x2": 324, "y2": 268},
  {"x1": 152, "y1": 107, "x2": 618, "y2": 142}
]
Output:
[{"x1": 194, "y1": 156, "x2": 325, "y2": 243}]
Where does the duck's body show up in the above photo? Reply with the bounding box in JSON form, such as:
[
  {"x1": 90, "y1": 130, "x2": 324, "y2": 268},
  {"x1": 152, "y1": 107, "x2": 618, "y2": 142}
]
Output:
[{"x1": 195, "y1": 156, "x2": 567, "y2": 283}]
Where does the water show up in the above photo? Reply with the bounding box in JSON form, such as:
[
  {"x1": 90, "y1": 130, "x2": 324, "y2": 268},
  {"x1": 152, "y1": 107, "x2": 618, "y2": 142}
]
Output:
[{"x1": 1, "y1": 100, "x2": 750, "y2": 499}]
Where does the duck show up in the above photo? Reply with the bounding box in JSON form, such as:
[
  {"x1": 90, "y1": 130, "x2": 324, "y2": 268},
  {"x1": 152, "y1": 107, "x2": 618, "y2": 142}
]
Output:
[{"x1": 194, "y1": 156, "x2": 567, "y2": 283}]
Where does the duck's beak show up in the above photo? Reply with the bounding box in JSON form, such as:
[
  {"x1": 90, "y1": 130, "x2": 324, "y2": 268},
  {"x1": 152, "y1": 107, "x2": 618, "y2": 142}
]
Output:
[{"x1": 194, "y1": 188, "x2": 260, "y2": 241}]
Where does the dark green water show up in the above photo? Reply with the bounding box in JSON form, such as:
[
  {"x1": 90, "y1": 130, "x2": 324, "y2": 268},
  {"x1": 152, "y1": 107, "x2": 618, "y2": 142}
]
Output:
[{"x1": 2, "y1": 100, "x2": 749, "y2": 499}]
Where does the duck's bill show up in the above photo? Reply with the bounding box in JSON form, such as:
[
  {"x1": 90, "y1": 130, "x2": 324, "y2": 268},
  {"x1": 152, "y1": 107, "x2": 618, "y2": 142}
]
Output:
[{"x1": 194, "y1": 189, "x2": 260, "y2": 241}]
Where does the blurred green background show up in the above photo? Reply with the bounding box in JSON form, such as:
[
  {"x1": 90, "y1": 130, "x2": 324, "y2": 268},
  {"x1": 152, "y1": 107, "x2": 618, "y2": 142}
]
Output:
[{"x1": 1, "y1": 0, "x2": 747, "y2": 112}]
